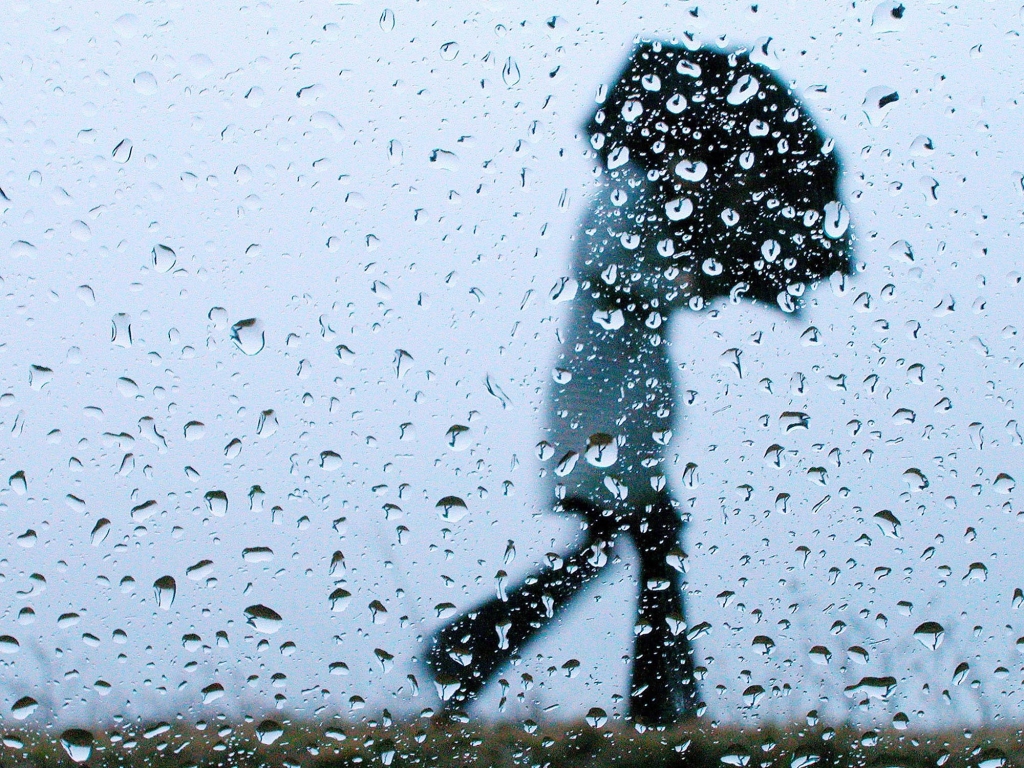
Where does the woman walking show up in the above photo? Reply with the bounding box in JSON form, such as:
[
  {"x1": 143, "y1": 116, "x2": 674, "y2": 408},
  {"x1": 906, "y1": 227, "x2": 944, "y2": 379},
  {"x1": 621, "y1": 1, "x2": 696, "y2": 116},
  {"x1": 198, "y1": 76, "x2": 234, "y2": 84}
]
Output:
[{"x1": 427, "y1": 39, "x2": 852, "y2": 725}]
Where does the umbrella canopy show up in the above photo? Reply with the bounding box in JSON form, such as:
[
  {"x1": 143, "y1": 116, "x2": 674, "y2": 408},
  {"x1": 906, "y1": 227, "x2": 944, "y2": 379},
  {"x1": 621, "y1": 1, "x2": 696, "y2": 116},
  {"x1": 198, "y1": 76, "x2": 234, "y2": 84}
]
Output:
[{"x1": 587, "y1": 40, "x2": 852, "y2": 312}]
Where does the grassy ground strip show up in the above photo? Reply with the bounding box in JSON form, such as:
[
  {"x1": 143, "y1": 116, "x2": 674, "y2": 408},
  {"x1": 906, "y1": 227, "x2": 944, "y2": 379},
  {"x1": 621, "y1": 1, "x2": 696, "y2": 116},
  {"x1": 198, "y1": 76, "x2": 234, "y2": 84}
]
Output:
[{"x1": 1, "y1": 720, "x2": 1022, "y2": 768}]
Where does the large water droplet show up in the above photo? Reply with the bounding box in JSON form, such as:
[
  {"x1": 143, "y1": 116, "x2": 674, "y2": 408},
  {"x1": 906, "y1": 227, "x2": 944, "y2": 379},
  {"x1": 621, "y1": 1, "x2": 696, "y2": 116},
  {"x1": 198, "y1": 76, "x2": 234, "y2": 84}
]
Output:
[
  {"x1": 902, "y1": 468, "x2": 929, "y2": 491},
  {"x1": 111, "y1": 313, "x2": 133, "y2": 348},
  {"x1": 186, "y1": 559, "x2": 214, "y2": 581},
  {"x1": 727, "y1": 73, "x2": 760, "y2": 105},
  {"x1": 674, "y1": 159, "x2": 707, "y2": 183},
  {"x1": 665, "y1": 197, "x2": 694, "y2": 221},
  {"x1": 153, "y1": 576, "x2": 176, "y2": 610},
  {"x1": 11, "y1": 696, "x2": 38, "y2": 720},
  {"x1": 204, "y1": 490, "x2": 229, "y2": 517},
  {"x1": 112, "y1": 138, "x2": 133, "y2": 163},
  {"x1": 10, "y1": 240, "x2": 37, "y2": 258},
  {"x1": 434, "y1": 675, "x2": 461, "y2": 702},
  {"x1": 70, "y1": 220, "x2": 92, "y2": 242},
  {"x1": 585, "y1": 707, "x2": 607, "y2": 728},
  {"x1": 90, "y1": 518, "x2": 111, "y2": 546},
  {"x1": 873, "y1": 510, "x2": 902, "y2": 538},
  {"x1": 257, "y1": 409, "x2": 278, "y2": 437},
  {"x1": 113, "y1": 13, "x2": 140, "y2": 38},
  {"x1": 202, "y1": 683, "x2": 224, "y2": 703},
  {"x1": 863, "y1": 85, "x2": 899, "y2": 125},
  {"x1": 435, "y1": 496, "x2": 468, "y2": 522},
  {"x1": 231, "y1": 318, "x2": 265, "y2": 355},
  {"x1": 809, "y1": 645, "x2": 831, "y2": 665},
  {"x1": 502, "y1": 57, "x2": 521, "y2": 87},
  {"x1": 133, "y1": 71, "x2": 158, "y2": 95},
  {"x1": 913, "y1": 621, "x2": 945, "y2": 650},
  {"x1": 28, "y1": 365, "x2": 53, "y2": 390},
  {"x1": 243, "y1": 547, "x2": 274, "y2": 563},
  {"x1": 843, "y1": 675, "x2": 897, "y2": 700},
  {"x1": 330, "y1": 587, "x2": 352, "y2": 612},
  {"x1": 152, "y1": 244, "x2": 176, "y2": 273},
  {"x1": 245, "y1": 604, "x2": 283, "y2": 633},
  {"x1": 584, "y1": 433, "x2": 618, "y2": 468},
  {"x1": 445, "y1": 424, "x2": 472, "y2": 451},
  {"x1": 59, "y1": 729, "x2": 93, "y2": 763},
  {"x1": 368, "y1": 600, "x2": 388, "y2": 624},
  {"x1": 978, "y1": 749, "x2": 1008, "y2": 768},
  {"x1": 394, "y1": 349, "x2": 414, "y2": 379},
  {"x1": 9, "y1": 471, "x2": 27, "y2": 495},
  {"x1": 994, "y1": 473, "x2": 1016, "y2": 494},
  {"x1": 255, "y1": 720, "x2": 284, "y2": 745},
  {"x1": 320, "y1": 451, "x2": 343, "y2": 471},
  {"x1": 743, "y1": 684, "x2": 766, "y2": 707}
]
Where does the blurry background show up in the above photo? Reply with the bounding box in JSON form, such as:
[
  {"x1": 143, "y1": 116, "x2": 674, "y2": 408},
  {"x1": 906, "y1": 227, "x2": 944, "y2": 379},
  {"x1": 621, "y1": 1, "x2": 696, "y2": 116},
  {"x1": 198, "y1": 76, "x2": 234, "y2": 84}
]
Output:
[{"x1": 0, "y1": 0, "x2": 1022, "y2": 732}]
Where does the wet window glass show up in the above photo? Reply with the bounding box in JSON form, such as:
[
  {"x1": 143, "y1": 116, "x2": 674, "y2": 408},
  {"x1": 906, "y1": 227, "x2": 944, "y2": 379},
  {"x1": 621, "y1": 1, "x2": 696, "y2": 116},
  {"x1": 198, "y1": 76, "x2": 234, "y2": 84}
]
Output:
[{"x1": 1, "y1": 2, "x2": 1021, "y2": 765}]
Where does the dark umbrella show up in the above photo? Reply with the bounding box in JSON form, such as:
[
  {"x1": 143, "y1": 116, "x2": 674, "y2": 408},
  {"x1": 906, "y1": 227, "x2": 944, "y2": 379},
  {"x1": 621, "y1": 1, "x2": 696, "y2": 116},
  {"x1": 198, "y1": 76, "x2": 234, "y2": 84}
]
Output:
[
  {"x1": 426, "y1": 39, "x2": 853, "y2": 724},
  {"x1": 588, "y1": 40, "x2": 852, "y2": 311}
]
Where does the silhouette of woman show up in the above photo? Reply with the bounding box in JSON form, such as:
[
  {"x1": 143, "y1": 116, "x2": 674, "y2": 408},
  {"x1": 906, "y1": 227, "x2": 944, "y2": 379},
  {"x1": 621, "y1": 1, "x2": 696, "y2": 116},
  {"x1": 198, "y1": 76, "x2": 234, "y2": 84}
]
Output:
[{"x1": 427, "y1": 39, "x2": 852, "y2": 725}]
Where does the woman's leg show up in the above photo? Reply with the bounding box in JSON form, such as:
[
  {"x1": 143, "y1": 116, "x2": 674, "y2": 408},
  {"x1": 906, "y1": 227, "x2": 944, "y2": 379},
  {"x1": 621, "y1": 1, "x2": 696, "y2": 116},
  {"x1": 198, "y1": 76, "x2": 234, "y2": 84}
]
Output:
[
  {"x1": 628, "y1": 494, "x2": 699, "y2": 724},
  {"x1": 426, "y1": 498, "x2": 616, "y2": 712},
  {"x1": 544, "y1": 280, "x2": 698, "y2": 723}
]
